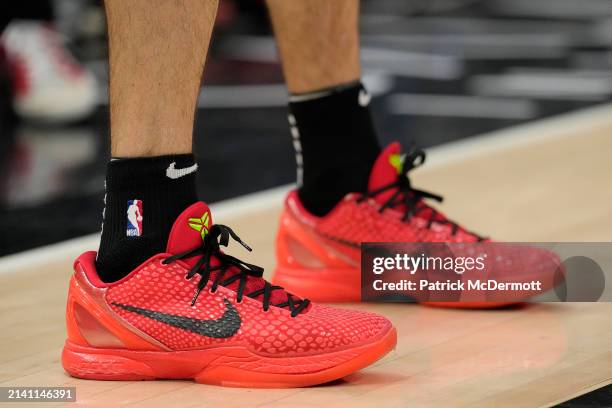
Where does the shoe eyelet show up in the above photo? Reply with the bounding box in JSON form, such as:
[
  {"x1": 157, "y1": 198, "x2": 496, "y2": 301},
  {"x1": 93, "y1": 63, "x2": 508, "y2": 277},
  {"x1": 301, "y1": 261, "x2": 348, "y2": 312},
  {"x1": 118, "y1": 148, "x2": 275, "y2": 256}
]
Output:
[{"x1": 209, "y1": 289, "x2": 217, "y2": 295}]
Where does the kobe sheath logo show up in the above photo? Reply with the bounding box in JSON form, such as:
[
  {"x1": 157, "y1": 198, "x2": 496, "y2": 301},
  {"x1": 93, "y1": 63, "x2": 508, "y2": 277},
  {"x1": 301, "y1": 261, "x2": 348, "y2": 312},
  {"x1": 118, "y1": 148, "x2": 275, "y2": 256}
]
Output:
[
  {"x1": 388, "y1": 153, "x2": 404, "y2": 175},
  {"x1": 188, "y1": 212, "x2": 210, "y2": 240},
  {"x1": 166, "y1": 162, "x2": 198, "y2": 179},
  {"x1": 112, "y1": 298, "x2": 241, "y2": 339}
]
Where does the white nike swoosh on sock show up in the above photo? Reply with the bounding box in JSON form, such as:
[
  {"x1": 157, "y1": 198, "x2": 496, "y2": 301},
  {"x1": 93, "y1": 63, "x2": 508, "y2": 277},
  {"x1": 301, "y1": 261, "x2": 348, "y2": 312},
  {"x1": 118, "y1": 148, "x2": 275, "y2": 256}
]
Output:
[
  {"x1": 166, "y1": 162, "x2": 198, "y2": 179},
  {"x1": 359, "y1": 89, "x2": 371, "y2": 107}
]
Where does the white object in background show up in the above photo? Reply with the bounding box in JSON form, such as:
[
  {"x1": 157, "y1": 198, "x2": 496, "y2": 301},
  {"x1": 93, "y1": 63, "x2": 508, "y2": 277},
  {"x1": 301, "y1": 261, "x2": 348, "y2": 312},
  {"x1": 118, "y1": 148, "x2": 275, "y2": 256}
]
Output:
[{"x1": 1, "y1": 20, "x2": 97, "y2": 123}]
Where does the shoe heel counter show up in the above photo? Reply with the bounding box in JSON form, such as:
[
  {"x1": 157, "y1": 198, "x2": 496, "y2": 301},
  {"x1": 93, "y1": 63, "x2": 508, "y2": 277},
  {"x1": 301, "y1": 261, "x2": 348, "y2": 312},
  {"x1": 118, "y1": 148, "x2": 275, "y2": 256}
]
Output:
[
  {"x1": 274, "y1": 208, "x2": 361, "y2": 301},
  {"x1": 276, "y1": 209, "x2": 322, "y2": 268},
  {"x1": 276, "y1": 206, "x2": 351, "y2": 269},
  {"x1": 65, "y1": 275, "x2": 90, "y2": 346},
  {"x1": 275, "y1": 209, "x2": 296, "y2": 267},
  {"x1": 65, "y1": 265, "x2": 126, "y2": 348},
  {"x1": 67, "y1": 255, "x2": 167, "y2": 350}
]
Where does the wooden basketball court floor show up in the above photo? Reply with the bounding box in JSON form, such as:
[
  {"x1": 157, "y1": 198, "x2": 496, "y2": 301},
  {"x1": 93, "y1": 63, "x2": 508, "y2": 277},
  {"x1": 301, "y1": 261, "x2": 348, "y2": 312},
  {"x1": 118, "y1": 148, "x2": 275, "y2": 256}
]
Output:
[{"x1": 1, "y1": 104, "x2": 612, "y2": 407}]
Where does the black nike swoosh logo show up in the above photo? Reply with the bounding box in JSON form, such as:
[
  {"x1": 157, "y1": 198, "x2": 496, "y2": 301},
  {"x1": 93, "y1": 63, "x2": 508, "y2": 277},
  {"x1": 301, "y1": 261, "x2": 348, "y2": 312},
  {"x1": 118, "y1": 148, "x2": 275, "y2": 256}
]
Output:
[
  {"x1": 318, "y1": 232, "x2": 361, "y2": 249},
  {"x1": 112, "y1": 298, "x2": 241, "y2": 339}
]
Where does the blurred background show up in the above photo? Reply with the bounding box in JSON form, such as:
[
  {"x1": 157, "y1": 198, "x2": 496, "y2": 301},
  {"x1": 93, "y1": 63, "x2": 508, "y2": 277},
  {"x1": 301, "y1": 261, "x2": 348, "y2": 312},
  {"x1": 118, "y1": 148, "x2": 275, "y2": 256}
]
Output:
[{"x1": 2, "y1": 0, "x2": 612, "y2": 256}]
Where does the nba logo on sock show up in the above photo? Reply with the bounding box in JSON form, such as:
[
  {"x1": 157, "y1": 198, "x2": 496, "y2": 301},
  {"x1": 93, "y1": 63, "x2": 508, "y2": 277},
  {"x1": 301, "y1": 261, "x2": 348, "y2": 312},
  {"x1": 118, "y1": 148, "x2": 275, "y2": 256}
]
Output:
[{"x1": 126, "y1": 199, "x2": 143, "y2": 237}]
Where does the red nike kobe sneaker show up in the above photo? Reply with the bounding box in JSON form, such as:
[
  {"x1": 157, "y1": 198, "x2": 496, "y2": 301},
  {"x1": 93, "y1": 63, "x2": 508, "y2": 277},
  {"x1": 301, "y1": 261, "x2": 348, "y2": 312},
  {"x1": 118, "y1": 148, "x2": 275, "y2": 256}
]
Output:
[
  {"x1": 62, "y1": 202, "x2": 396, "y2": 388},
  {"x1": 273, "y1": 142, "x2": 560, "y2": 307}
]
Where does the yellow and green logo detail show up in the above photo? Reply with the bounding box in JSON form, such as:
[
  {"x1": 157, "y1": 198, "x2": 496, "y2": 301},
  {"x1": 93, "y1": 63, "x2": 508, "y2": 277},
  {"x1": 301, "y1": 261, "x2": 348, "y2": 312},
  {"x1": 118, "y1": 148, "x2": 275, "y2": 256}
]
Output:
[
  {"x1": 388, "y1": 153, "x2": 403, "y2": 175},
  {"x1": 188, "y1": 212, "x2": 210, "y2": 240}
]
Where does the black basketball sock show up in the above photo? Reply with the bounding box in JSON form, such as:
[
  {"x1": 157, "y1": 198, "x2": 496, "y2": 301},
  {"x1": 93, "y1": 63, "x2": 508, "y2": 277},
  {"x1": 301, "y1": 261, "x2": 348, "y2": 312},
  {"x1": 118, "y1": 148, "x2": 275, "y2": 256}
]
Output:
[
  {"x1": 96, "y1": 154, "x2": 198, "y2": 282},
  {"x1": 288, "y1": 81, "x2": 380, "y2": 216}
]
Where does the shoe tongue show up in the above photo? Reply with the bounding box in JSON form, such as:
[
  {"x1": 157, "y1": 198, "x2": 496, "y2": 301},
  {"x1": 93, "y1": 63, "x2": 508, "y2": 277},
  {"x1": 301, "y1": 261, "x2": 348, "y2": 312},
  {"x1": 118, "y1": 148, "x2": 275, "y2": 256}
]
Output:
[
  {"x1": 368, "y1": 142, "x2": 404, "y2": 205},
  {"x1": 367, "y1": 142, "x2": 445, "y2": 223},
  {"x1": 166, "y1": 201, "x2": 213, "y2": 267},
  {"x1": 166, "y1": 201, "x2": 299, "y2": 309}
]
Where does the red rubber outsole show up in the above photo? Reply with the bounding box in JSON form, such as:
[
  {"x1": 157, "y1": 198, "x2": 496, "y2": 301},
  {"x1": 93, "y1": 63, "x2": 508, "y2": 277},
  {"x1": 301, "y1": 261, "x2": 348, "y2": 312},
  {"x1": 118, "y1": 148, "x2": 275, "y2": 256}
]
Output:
[{"x1": 62, "y1": 327, "x2": 397, "y2": 388}]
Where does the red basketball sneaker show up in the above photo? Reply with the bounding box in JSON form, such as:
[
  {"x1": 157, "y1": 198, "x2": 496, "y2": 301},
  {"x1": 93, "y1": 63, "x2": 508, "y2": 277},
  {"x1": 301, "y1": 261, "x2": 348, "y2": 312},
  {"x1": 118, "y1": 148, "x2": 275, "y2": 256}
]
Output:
[
  {"x1": 62, "y1": 202, "x2": 396, "y2": 388},
  {"x1": 273, "y1": 142, "x2": 560, "y2": 307}
]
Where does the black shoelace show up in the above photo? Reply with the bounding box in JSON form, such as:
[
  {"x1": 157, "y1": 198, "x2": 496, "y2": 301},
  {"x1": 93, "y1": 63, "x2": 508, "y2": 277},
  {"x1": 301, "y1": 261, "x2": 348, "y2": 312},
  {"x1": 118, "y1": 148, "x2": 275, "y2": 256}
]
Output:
[
  {"x1": 357, "y1": 146, "x2": 483, "y2": 239},
  {"x1": 162, "y1": 224, "x2": 310, "y2": 317}
]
